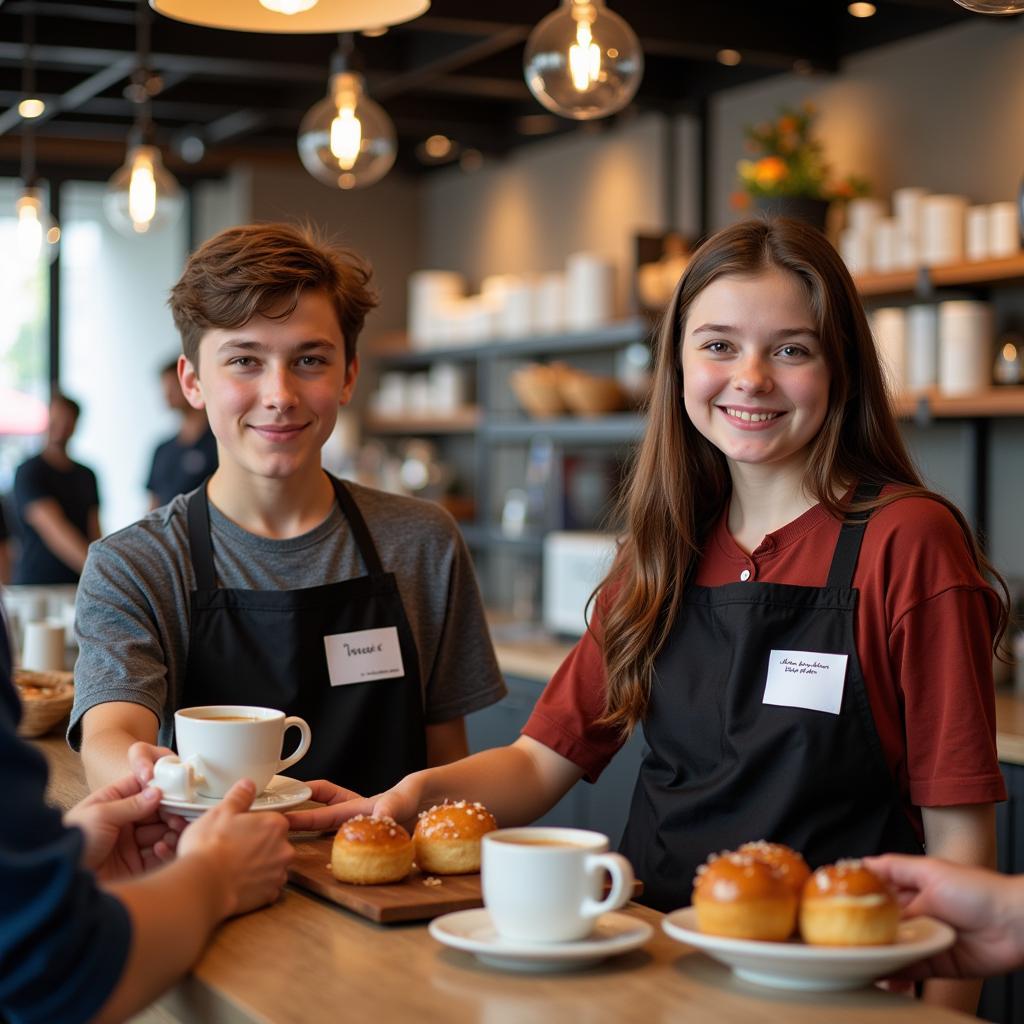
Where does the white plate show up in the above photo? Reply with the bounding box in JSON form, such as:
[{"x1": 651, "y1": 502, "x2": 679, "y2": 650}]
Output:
[
  {"x1": 429, "y1": 909, "x2": 653, "y2": 972},
  {"x1": 159, "y1": 775, "x2": 312, "y2": 820},
  {"x1": 662, "y1": 907, "x2": 955, "y2": 991}
]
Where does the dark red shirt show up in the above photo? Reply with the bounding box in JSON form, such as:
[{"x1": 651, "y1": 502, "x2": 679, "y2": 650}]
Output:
[{"x1": 524, "y1": 492, "x2": 1007, "y2": 838}]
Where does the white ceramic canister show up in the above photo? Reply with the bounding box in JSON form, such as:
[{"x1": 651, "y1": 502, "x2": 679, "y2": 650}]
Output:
[
  {"x1": 920, "y1": 195, "x2": 968, "y2": 267},
  {"x1": 407, "y1": 271, "x2": 465, "y2": 348},
  {"x1": 988, "y1": 201, "x2": 1021, "y2": 258},
  {"x1": 937, "y1": 300, "x2": 993, "y2": 395},
  {"x1": 965, "y1": 206, "x2": 990, "y2": 263},
  {"x1": 839, "y1": 227, "x2": 872, "y2": 276},
  {"x1": 871, "y1": 307, "x2": 907, "y2": 393},
  {"x1": 871, "y1": 218, "x2": 900, "y2": 274},
  {"x1": 892, "y1": 187, "x2": 928, "y2": 242},
  {"x1": 906, "y1": 305, "x2": 939, "y2": 392},
  {"x1": 846, "y1": 197, "x2": 887, "y2": 234},
  {"x1": 533, "y1": 273, "x2": 566, "y2": 334},
  {"x1": 565, "y1": 252, "x2": 615, "y2": 331}
]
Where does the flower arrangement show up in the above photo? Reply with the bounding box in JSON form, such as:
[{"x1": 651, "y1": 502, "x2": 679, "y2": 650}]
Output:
[{"x1": 732, "y1": 103, "x2": 870, "y2": 210}]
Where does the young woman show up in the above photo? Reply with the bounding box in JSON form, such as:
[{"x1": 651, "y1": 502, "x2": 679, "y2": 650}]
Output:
[{"x1": 290, "y1": 218, "x2": 1008, "y2": 1011}]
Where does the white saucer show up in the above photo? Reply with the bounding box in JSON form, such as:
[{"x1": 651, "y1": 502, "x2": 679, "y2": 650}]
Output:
[
  {"x1": 159, "y1": 775, "x2": 312, "y2": 821},
  {"x1": 429, "y1": 909, "x2": 653, "y2": 972},
  {"x1": 662, "y1": 907, "x2": 955, "y2": 991}
]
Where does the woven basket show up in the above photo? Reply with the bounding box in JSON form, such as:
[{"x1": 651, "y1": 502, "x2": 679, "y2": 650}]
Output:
[{"x1": 14, "y1": 668, "x2": 75, "y2": 738}]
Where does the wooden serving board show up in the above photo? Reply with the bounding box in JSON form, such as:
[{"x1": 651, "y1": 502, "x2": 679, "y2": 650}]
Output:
[
  {"x1": 287, "y1": 836, "x2": 485, "y2": 923},
  {"x1": 287, "y1": 836, "x2": 644, "y2": 925}
]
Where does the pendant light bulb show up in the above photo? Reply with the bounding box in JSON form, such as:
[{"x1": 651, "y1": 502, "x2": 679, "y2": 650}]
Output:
[
  {"x1": 15, "y1": 187, "x2": 60, "y2": 266},
  {"x1": 298, "y1": 69, "x2": 396, "y2": 190},
  {"x1": 105, "y1": 143, "x2": 183, "y2": 236},
  {"x1": 259, "y1": 0, "x2": 319, "y2": 13},
  {"x1": 524, "y1": 0, "x2": 643, "y2": 121}
]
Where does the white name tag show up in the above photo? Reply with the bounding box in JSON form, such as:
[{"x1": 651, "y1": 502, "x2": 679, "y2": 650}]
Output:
[
  {"x1": 324, "y1": 626, "x2": 405, "y2": 687},
  {"x1": 762, "y1": 649, "x2": 848, "y2": 715}
]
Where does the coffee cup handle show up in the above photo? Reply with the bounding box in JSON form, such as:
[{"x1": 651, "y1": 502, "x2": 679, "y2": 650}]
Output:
[
  {"x1": 581, "y1": 852, "x2": 634, "y2": 919},
  {"x1": 153, "y1": 754, "x2": 205, "y2": 800},
  {"x1": 277, "y1": 716, "x2": 312, "y2": 773}
]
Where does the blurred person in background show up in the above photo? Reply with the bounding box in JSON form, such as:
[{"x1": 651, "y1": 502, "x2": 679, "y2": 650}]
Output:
[
  {"x1": 146, "y1": 358, "x2": 217, "y2": 510},
  {"x1": 12, "y1": 394, "x2": 100, "y2": 584},
  {"x1": 0, "y1": 495, "x2": 12, "y2": 583}
]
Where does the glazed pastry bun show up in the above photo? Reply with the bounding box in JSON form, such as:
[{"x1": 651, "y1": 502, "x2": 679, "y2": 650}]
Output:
[
  {"x1": 800, "y1": 859, "x2": 899, "y2": 946},
  {"x1": 413, "y1": 800, "x2": 497, "y2": 875},
  {"x1": 331, "y1": 815, "x2": 414, "y2": 885},
  {"x1": 693, "y1": 851, "x2": 798, "y2": 941},
  {"x1": 737, "y1": 841, "x2": 811, "y2": 898}
]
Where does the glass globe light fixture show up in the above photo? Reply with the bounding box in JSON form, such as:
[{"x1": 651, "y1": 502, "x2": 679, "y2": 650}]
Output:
[
  {"x1": 259, "y1": 0, "x2": 319, "y2": 13},
  {"x1": 105, "y1": 141, "x2": 184, "y2": 236},
  {"x1": 298, "y1": 57, "x2": 397, "y2": 190},
  {"x1": 15, "y1": 186, "x2": 60, "y2": 266},
  {"x1": 953, "y1": 0, "x2": 1024, "y2": 12},
  {"x1": 523, "y1": 0, "x2": 643, "y2": 121}
]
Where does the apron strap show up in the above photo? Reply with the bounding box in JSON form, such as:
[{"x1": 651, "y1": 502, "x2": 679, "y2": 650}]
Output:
[
  {"x1": 187, "y1": 484, "x2": 217, "y2": 590},
  {"x1": 825, "y1": 482, "x2": 885, "y2": 590},
  {"x1": 329, "y1": 475, "x2": 386, "y2": 576},
  {"x1": 186, "y1": 475, "x2": 386, "y2": 586}
]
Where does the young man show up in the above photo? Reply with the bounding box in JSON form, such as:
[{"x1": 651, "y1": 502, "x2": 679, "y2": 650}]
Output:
[
  {"x1": 13, "y1": 393, "x2": 100, "y2": 584},
  {"x1": 146, "y1": 357, "x2": 218, "y2": 509},
  {"x1": 71, "y1": 223, "x2": 506, "y2": 795}
]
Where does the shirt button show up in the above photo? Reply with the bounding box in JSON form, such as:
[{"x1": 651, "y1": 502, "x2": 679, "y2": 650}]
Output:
[{"x1": 740, "y1": 569, "x2": 751, "y2": 582}]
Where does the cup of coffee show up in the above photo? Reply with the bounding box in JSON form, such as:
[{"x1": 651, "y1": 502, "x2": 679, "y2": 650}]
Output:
[
  {"x1": 481, "y1": 827, "x2": 634, "y2": 943},
  {"x1": 156, "y1": 705, "x2": 312, "y2": 800}
]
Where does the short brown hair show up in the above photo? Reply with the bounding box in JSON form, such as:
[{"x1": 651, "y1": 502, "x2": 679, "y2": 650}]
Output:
[{"x1": 168, "y1": 222, "x2": 379, "y2": 369}]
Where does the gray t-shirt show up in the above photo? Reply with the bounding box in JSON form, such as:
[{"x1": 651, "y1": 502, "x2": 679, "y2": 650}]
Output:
[{"x1": 69, "y1": 481, "x2": 506, "y2": 749}]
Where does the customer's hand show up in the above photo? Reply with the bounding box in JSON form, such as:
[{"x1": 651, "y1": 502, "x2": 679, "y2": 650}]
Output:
[
  {"x1": 178, "y1": 779, "x2": 294, "y2": 918},
  {"x1": 865, "y1": 854, "x2": 1024, "y2": 979},
  {"x1": 284, "y1": 778, "x2": 426, "y2": 833},
  {"x1": 64, "y1": 774, "x2": 186, "y2": 880}
]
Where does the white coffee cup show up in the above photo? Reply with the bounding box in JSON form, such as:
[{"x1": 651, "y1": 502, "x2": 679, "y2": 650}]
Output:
[
  {"x1": 481, "y1": 827, "x2": 634, "y2": 943},
  {"x1": 159, "y1": 705, "x2": 312, "y2": 800},
  {"x1": 20, "y1": 620, "x2": 66, "y2": 671}
]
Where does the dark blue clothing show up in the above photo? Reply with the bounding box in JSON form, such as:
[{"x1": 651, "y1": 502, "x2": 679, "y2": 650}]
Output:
[
  {"x1": 0, "y1": 606, "x2": 131, "y2": 1024},
  {"x1": 146, "y1": 427, "x2": 217, "y2": 508},
  {"x1": 13, "y1": 454, "x2": 99, "y2": 585}
]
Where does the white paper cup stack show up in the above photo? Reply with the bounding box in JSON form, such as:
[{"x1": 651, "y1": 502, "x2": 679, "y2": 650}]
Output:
[
  {"x1": 408, "y1": 271, "x2": 465, "y2": 348},
  {"x1": 892, "y1": 187, "x2": 928, "y2": 267},
  {"x1": 966, "y1": 206, "x2": 991, "y2": 262},
  {"x1": 938, "y1": 300, "x2": 993, "y2": 395},
  {"x1": 871, "y1": 219, "x2": 901, "y2": 274},
  {"x1": 565, "y1": 252, "x2": 615, "y2": 331},
  {"x1": 533, "y1": 273, "x2": 566, "y2": 334},
  {"x1": 920, "y1": 195, "x2": 968, "y2": 267}
]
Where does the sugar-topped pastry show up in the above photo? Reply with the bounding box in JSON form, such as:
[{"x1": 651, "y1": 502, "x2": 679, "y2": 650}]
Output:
[
  {"x1": 331, "y1": 815, "x2": 414, "y2": 885},
  {"x1": 799, "y1": 859, "x2": 899, "y2": 946},
  {"x1": 737, "y1": 840, "x2": 811, "y2": 898},
  {"x1": 412, "y1": 799, "x2": 497, "y2": 875},
  {"x1": 692, "y1": 850, "x2": 797, "y2": 941}
]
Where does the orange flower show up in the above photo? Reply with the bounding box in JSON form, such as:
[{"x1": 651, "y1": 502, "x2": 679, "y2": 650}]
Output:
[
  {"x1": 730, "y1": 191, "x2": 752, "y2": 210},
  {"x1": 754, "y1": 156, "x2": 788, "y2": 187},
  {"x1": 777, "y1": 116, "x2": 798, "y2": 135}
]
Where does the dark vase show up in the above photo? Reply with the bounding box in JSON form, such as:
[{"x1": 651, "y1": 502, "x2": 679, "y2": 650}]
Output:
[{"x1": 752, "y1": 196, "x2": 831, "y2": 233}]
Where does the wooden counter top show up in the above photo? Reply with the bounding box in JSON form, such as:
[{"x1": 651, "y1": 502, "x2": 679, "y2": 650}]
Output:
[
  {"x1": 35, "y1": 737, "x2": 973, "y2": 1024},
  {"x1": 492, "y1": 626, "x2": 1024, "y2": 767}
]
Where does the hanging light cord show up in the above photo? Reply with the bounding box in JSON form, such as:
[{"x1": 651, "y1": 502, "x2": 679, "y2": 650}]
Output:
[
  {"x1": 131, "y1": 0, "x2": 154, "y2": 143},
  {"x1": 20, "y1": 7, "x2": 37, "y2": 185}
]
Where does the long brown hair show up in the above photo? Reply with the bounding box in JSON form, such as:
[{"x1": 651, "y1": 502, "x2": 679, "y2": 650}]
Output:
[{"x1": 599, "y1": 217, "x2": 1008, "y2": 733}]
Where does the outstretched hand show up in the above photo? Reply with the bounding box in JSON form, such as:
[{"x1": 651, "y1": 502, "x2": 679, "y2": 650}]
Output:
[
  {"x1": 283, "y1": 779, "x2": 422, "y2": 833},
  {"x1": 64, "y1": 774, "x2": 187, "y2": 881},
  {"x1": 865, "y1": 854, "x2": 1024, "y2": 980}
]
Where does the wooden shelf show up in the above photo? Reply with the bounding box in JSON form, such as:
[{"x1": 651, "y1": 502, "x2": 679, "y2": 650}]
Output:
[
  {"x1": 363, "y1": 407, "x2": 481, "y2": 434},
  {"x1": 485, "y1": 413, "x2": 646, "y2": 444},
  {"x1": 856, "y1": 253, "x2": 1024, "y2": 299},
  {"x1": 370, "y1": 318, "x2": 652, "y2": 368},
  {"x1": 895, "y1": 387, "x2": 1024, "y2": 419}
]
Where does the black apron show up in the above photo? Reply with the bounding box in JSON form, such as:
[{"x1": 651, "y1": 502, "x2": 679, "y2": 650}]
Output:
[
  {"x1": 619, "y1": 484, "x2": 922, "y2": 912},
  {"x1": 181, "y1": 475, "x2": 427, "y2": 795}
]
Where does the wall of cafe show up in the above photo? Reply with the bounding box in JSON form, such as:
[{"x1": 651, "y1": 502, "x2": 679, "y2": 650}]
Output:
[{"x1": 710, "y1": 15, "x2": 1024, "y2": 579}]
